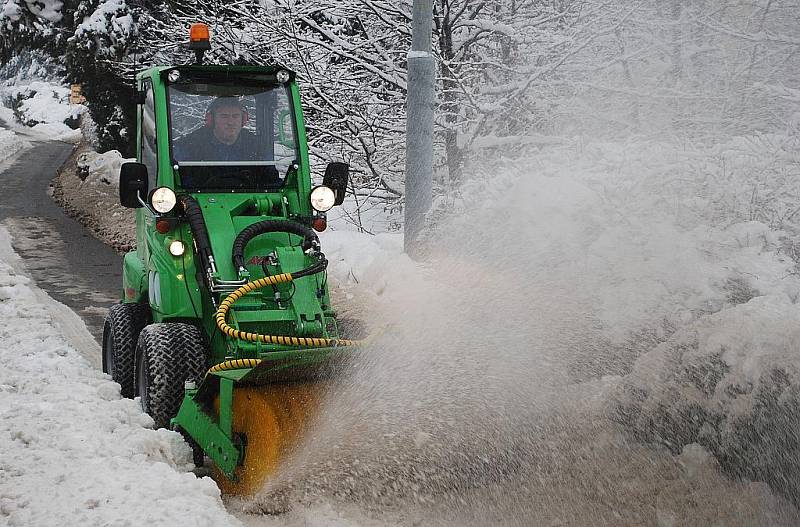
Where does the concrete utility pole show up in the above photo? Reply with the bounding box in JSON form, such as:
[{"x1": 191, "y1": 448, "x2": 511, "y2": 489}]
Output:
[{"x1": 404, "y1": 0, "x2": 435, "y2": 256}]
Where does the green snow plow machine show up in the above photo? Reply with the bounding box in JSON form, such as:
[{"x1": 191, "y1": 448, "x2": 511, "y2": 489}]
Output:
[{"x1": 102, "y1": 24, "x2": 356, "y2": 494}]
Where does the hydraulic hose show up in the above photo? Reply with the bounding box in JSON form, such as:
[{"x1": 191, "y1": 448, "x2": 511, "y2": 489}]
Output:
[
  {"x1": 214, "y1": 264, "x2": 357, "y2": 348},
  {"x1": 207, "y1": 358, "x2": 262, "y2": 374},
  {"x1": 179, "y1": 196, "x2": 216, "y2": 280},
  {"x1": 232, "y1": 220, "x2": 319, "y2": 271}
]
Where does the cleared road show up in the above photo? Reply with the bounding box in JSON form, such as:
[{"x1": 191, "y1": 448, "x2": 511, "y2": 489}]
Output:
[{"x1": 0, "y1": 137, "x2": 121, "y2": 348}]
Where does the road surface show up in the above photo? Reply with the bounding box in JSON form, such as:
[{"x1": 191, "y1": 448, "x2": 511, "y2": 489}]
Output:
[{"x1": 0, "y1": 136, "x2": 121, "y2": 359}]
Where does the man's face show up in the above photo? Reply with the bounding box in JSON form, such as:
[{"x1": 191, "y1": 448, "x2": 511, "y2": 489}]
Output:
[{"x1": 212, "y1": 104, "x2": 243, "y2": 145}]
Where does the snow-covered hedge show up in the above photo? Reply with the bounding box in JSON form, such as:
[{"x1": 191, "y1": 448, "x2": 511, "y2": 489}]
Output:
[
  {"x1": 611, "y1": 294, "x2": 800, "y2": 505},
  {"x1": 3, "y1": 81, "x2": 83, "y2": 129}
]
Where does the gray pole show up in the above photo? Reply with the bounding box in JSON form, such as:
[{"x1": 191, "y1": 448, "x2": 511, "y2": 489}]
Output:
[{"x1": 404, "y1": 0, "x2": 435, "y2": 256}]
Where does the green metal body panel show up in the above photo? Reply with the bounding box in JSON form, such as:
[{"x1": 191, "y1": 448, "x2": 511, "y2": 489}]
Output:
[{"x1": 118, "y1": 64, "x2": 348, "y2": 482}]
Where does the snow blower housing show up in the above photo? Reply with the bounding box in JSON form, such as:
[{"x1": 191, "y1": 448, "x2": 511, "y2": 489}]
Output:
[{"x1": 103, "y1": 32, "x2": 354, "y2": 494}]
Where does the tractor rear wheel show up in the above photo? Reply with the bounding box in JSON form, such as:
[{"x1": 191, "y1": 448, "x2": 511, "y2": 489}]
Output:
[
  {"x1": 102, "y1": 303, "x2": 150, "y2": 398},
  {"x1": 135, "y1": 323, "x2": 207, "y2": 430}
]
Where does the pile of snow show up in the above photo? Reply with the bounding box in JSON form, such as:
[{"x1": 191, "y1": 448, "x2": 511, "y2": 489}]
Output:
[
  {"x1": 320, "y1": 230, "x2": 409, "y2": 295},
  {"x1": 1, "y1": 81, "x2": 84, "y2": 141},
  {"x1": 77, "y1": 149, "x2": 134, "y2": 187},
  {"x1": 0, "y1": 127, "x2": 26, "y2": 165},
  {"x1": 612, "y1": 294, "x2": 800, "y2": 504},
  {"x1": 0, "y1": 228, "x2": 238, "y2": 526}
]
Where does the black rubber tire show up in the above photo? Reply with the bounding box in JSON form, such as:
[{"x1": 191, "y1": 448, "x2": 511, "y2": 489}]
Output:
[
  {"x1": 102, "y1": 303, "x2": 151, "y2": 398},
  {"x1": 135, "y1": 323, "x2": 208, "y2": 430}
]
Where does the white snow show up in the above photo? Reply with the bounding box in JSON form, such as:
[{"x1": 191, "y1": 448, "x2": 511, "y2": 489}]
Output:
[
  {"x1": 0, "y1": 0, "x2": 22, "y2": 21},
  {"x1": 77, "y1": 149, "x2": 135, "y2": 187},
  {"x1": 74, "y1": 0, "x2": 134, "y2": 50},
  {"x1": 0, "y1": 81, "x2": 84, "y2": 142},
  {"x1": 1, "y1": 70, "x2": 798, "y2": 521},
  {"x1": 26, "y1": 0, "x2": 62, "y2": 22},
  {"x1": 0, "y1": 131, "x2": 239, "y2": 527},
  {"x1": 0, "y1": 127, "x2": 26, "y2": 165}
]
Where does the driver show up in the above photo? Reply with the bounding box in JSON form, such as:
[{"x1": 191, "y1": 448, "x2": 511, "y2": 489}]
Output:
[{"x1": 173, "y1": 97, "x2": 261, "y2": 162}]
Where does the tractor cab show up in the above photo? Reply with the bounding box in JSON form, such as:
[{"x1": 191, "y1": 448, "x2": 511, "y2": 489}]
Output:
[{"x1": 166, "y1": 68, "x2": 298, "y2": 191}]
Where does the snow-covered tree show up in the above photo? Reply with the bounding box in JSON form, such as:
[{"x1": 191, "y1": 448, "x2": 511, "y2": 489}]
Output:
[
  {"x1": 0, "y1": 0, "x2": 70, "y2": 62},
  {"x1": 66, "y1": 0, "x2": 136, "y2": 152}
]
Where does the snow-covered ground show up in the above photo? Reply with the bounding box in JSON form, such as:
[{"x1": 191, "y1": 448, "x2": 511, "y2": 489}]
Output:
[
  {"x1": 0, "y1": 126, "x2": 26, "y2": 164},
  {"x1": 0, "y1": 222, "x2": 239, "y2": 526}
]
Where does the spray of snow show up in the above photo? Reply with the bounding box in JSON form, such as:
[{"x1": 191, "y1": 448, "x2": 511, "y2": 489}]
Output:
[{"x1": 219, "y1": 135, "x2": 800, "y2": 524}]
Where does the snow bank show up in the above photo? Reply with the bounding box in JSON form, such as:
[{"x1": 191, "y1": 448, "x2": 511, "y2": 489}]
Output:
[
  {"x1": 612, "y1": 294, "x2": 800, "y2": 505},
  {"x1": 0, "y1": 228, "x2": 239, "y2": 527},
  {"x1": 320, "y1": 230, "x2": 411, "y2": 296},
  {"x1": 0, "y1": 128, "x2": 26, "y2": 165},
  {"x1": 77, "y1": 149, "x2": 134, "y2": 187}
]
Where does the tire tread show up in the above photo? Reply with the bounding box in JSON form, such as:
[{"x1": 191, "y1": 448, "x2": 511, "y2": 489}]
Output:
[
  {"x1": 103, "y1": 303, "x2": 150, "y2": 398},
  {"x1": 136, "y1": 323, "x2": 207, "y2": 429}
]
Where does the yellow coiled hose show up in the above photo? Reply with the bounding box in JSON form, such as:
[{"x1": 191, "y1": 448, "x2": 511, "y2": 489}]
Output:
[{"x1": 214, "y1": 272, "x2": 357, "y2": 349}]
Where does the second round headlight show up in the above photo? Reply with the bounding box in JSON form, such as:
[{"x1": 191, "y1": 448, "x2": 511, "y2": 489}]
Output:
[
  {"x1": 310, "y1": 185, "x2": 336, "y2": 212},
  {"x1": 151, "y1": 187, "x2": 177, "y2": 214}
]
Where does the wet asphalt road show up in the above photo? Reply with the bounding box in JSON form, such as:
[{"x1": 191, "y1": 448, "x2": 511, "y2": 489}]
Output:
[{"x1": 0, "y1": 137, "x2": 122, "y2": 343}]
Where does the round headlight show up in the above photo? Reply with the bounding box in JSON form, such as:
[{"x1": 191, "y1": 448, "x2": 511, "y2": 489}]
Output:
[
  {"x1": 310, "y1": 185, "x2": 336, "y2": 212},
  {"x1": 150, "y1": 187, "x2": 177, "y2": 214},
  {"x1": 151, "y1": 187, "x2": 177, "y2": 214},
  {"x1": 276, "y1": 70, "x2": 290, "y2": 84},
  {"x1": 169, "y1": 240, "x2": 186, "y2": 257},
  {"x1": 167, "y1": 69, "x2": 181, "y2": 83}
]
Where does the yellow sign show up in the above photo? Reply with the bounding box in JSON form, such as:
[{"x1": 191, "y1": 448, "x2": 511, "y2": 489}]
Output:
[{"x1": 69, "y1": 84, "x2": 85, "y2": 105}]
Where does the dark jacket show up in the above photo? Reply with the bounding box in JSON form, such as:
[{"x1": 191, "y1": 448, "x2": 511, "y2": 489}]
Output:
[{"x1": 173, "y1": 128, "x2": 263, "y2": 162}]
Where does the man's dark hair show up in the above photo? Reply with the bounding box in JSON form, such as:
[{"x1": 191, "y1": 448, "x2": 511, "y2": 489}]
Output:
[{"x1": 207, "y1": 97, "x2": 243, "y2": 114}]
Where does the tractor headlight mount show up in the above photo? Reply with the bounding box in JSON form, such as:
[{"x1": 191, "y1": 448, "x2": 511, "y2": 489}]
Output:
[{"x1": 310, "y1": 185, "x2": 336, "y2": 212}]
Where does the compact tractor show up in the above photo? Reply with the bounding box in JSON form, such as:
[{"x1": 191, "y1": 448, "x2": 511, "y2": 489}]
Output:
[{"x1": 102, "y1": 24, "x2": 355, "y2": 494}]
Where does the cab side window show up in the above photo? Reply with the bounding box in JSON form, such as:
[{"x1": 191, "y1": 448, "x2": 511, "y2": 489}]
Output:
[{"x1": 141, "y1": 81, "x2": 158, "y2": 188}]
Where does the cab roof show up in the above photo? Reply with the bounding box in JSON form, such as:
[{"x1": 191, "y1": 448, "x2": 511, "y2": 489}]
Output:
[{"x1": 136, "y1": 64, "x2": 297, "y2": 83}]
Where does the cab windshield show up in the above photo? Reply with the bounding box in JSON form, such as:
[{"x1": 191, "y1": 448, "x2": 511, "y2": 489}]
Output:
[{"x1": 168, "y1": 72, "x2": 298, "y2": 191}]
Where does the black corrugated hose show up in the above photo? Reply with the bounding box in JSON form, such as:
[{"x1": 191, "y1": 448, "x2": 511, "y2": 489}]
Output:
[{"x1": 232, "y1": 220, "x2": 320, "y2": 270}]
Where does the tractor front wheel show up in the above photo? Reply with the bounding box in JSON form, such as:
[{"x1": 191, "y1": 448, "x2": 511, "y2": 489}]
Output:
[
  {"x1": 135, "y1": 323, "x2": 207, "y2": 429},
  {"x1": 102, "y1": 303, "x2": 150, "y2": 398}
]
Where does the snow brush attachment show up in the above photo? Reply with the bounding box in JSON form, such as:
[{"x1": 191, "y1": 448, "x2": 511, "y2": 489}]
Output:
[{"x1": 212, "y1": 382, "x2": 325, "y2": 495}]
